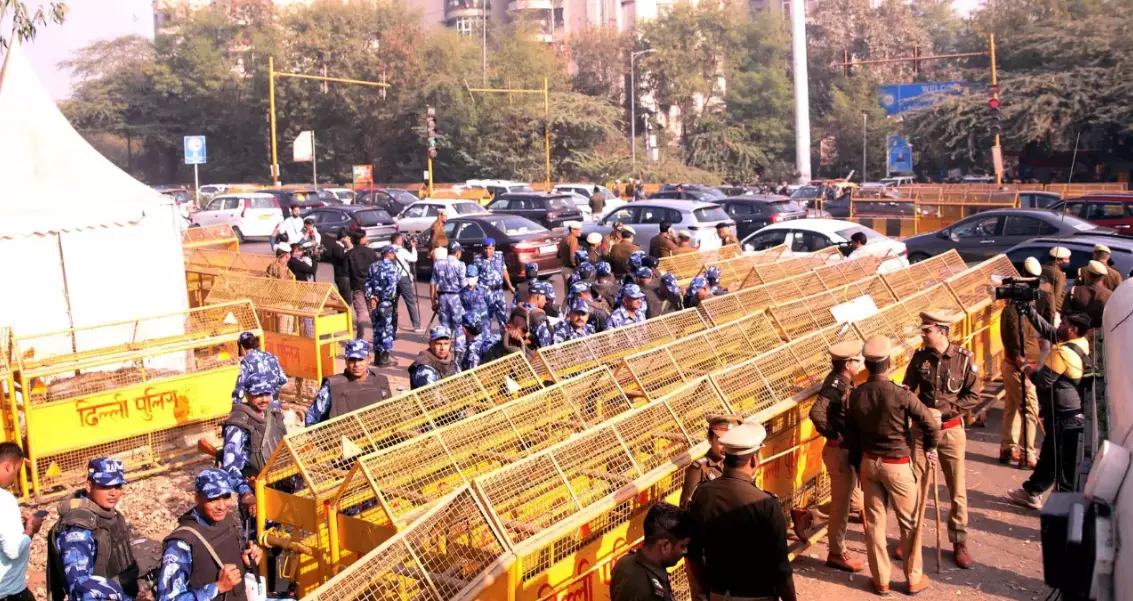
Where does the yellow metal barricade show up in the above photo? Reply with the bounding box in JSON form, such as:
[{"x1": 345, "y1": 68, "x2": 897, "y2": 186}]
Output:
[
  {"x1": 12, "y1": 302, "x2": 260, "y2": 497},
  {"x1": 1046, "y1": 183, "x2": 1127, "y2": 195},
  {"x1": 327, "y1": 368, "x2": 631, "y2": 564},
  {"x1": 736, "y1": 246, "x2": 843, "y2": 289},
  {"x1": 656, "y1": 243, "x2": 748, "y2": 281},
  {"x1": 183, "y1": 248, "x2": 281, "y2": 308},
  {"x1": 182, "y1": 223, "x2": 240, "y2": 252},
  {"x1": 255, "y1": 352, "x2": 542, "y2": 588},
  {"x1": 204, "y1": 274, "x2": 352, "y2": 387},
  {"x1": 0, "y1": 327, "x2": 22, "y2": 496}
]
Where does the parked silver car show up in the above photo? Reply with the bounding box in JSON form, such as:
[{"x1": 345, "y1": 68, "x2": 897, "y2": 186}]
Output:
[{"x1": 583, "y1": 200, "x2": 735, "y2": 250}]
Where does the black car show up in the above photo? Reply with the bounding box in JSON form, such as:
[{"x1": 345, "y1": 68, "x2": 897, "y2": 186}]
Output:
[
  {"x1": 903, "y1": 209, "x2": 1109, "y2": 263},
  {"x1": 1005, "y1": 233, "x2": 1133, "y2": 283},
  {"x1": 486, "y1": 193, "x2": 584, "y2": 229},
  {"x1": 355, "y1": 187, "x2": 419, "y2": 215},
  {"x1": 259, "y1": 188, "x2": 326, "y2": 217},
  {"x1": 415, "y1": 214, "x2": 563, "y2": 279},
  {"x1": 303, "y1": 206, "x2": 398, "y2": 247},
  {"x1": 717, "y1": 196, "x2": 807, "y2": 239}
]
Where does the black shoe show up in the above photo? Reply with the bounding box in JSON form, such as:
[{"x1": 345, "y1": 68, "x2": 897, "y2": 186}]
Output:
[{"x1": 377, "y1": 351, "x2": 394, "y2": 367}]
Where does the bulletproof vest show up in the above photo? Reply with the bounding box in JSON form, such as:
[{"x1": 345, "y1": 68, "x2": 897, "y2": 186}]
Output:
[
  {"x1": 48, "y1": 493, "x2": 139, "y2": 601},
  {"x1": 326, "y1": 368, "x2": 393, "y2": 419},
  {"x1": 165, "y1": 510, "x2": 247, "y2": 601},
  {"x1": 411, "y1": 349, "x2": 459, "y2": 381},
  {"x1": 223, "y1": 404, "x2": 286, "y2": 477}
]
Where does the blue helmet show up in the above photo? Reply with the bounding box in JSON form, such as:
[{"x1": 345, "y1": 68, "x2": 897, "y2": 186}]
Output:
[
  {"x1": 483, "y1": 237, "x2": 496, "y2": 247},
  {"x1": 525, "y1": 262, "x2": 539, "y2": 276},
  {"x1": 87, "y1": 458, "x2": 127, "y2": 487},
  {"x1": 429, "y1": 326, "x2": 453, "y2": 342},
  {"x1": 465, "y1": 264, "x2": 480, "y2": 278},
  {"x1": 343, "y1": 339, "x2": 372, "y2": 360},
  {"x1": 661, "y1": 273, "x2": 681, "y2": 298},
  {"x1": 461, "y1": 312, "x2": 482, "y2": 330},
  {"x1": 381, "y1": 245, "x2": 398, "y2": 256},
  {"x1": 628, "y1": 250, "x2": 646, "y2": 270},
  {"x1": 574, "y1": 250, "x2": 589, "y2": 264},
  {"x1": 569, "y1": 281, "x2": 590, "y2": 297},
  {"x1": 245, "y1": 372, "x2": 275, "y2": 397},
  {"x1": 529, "y1": 281, "x2": 549, "y2": 297},
  {"x1": 705, "y1": 266, "x2": 721, "y2": 283},
  {"x1": 596, "y1": 261, "x2": 612, "y2": 277},
  {"x1": 689, "y1": 275, "x2": 708, "y2": 291},
  {"x1": 635, "y1": 266, "x2": 653, "y2": 280},
  {"x1": 195, "y1": 468, "x2": 235, "y2": 500},
  {"x1": 622, "y1": 284, "x2": 645, "y2": 300},
  {"x1": 577, "y1": 262, "x2": 596, "y2": 280},
  {"x1": 568, "y1": 298, "x2": 590, "y2": 314},
  {"x1": 450, "y1": 241, "x2": 463, "y2": 253}
]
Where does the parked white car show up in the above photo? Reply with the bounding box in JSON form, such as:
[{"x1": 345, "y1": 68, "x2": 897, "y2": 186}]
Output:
[
  {"x1": 553, "y1": 184, "x2": 626, "y2": 216},
  {"x1": 740, "y1": 219, "x2": 910, "y2": 273},
  {"x1": 190, "y1": 193, "x2": 283, "y2": 241},
  {"x1": 395, "y1": 199, "x2": 489, "y2": 236}
]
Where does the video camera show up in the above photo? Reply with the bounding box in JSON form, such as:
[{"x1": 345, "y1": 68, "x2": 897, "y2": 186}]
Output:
[{"x1": 993, "y1": 276, "x2": 1041, "y2": 303}]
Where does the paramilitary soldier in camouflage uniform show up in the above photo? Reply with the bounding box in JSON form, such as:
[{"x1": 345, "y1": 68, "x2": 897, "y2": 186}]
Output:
[
  {"x1": 903, "y1": 311, "x2": 980, "y2": 569},
  {"x1": 156, "y1": 470, "x2": 262, "y2": 601},
  {"x1": 678, "y1": 414, "x2": 743, "y2": 508},
  {"x1": 609, "y1": 503, "x2": 689, "y2": 601},
  {"x1": 808, "y1": 340, "x2": 866, "y2": 573},
  {"x1": 48, "y1": 458, "x2": 140, "y2": 601},
  {"x1": 222, "y1": 372, "x2": 286, "y2": 519},
  {"x1": 305, "y1": 340, "x2": 393, "y2": 426},
  {"x1": 230, "y1": 332, "x2": 286, "y2": 406}
]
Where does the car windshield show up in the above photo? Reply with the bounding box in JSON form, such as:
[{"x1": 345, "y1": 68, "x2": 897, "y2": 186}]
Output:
[
  {"x1": 485, "y1": 216, "x2": 547, "y2": 236},
  {"x1": 453, "y1": 202, "x2": 484, "y2": 215},
  {"x1": 693, "y1": 207, "x2": 730, "y2": 222},
  {"x1": 770, "y1": 200, "x2": 805, "y2": 212},
  {"x1": 791, "y1": 186, "x2": 823, "y2": 199},
  {"x1": 700, "y1": 188, "x2": 727, "y2": 199},
  {"x1": 835, "y1": 226, "x2": 883, "y2": 241},
  {"x1": 354, "y1": 209, "x2": 392, "y2": 225}
]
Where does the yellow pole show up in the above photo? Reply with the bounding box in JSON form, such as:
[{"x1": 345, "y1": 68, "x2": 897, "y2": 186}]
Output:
[
  {"x1": 427, "y1": 154, "x2": 434, "y2": 198},
  {"x1": 269, "y1": 56, "x2": 279, "y2": 187},
  {"x1": 544, "y1": 77, "x2": 551, "y2": 188},
  {"x1": 990, "y1": 33, "x2": 1001, "y2": 186}
]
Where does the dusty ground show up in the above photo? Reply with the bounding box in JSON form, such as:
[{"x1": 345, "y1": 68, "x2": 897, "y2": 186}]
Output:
[{"x1": 793, "y1": 406, "x2": 1050, "y2": 600}]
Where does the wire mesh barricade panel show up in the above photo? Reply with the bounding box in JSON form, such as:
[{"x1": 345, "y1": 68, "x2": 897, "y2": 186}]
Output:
[
  {"x1": 184, "y1": 248, "x2": 276, "y2": 276},
  {"x1": 553, "y1": 426, "x2": 641, "y2": 508},
  {"x1": 533, "y1": 337, "x2": 601, "y2": 382},
  {"x1": 698, "y1": 293, "x2": 749, "y2": 327},
  {"x1": 624, "y1": 348, "x2": 691, "y2": 399},
  {"x1": 660, "y1": 308, "x2": 710, "y2": 339},
  {"x1": 761, "y1": 279, "x2": 809, "y2": 305},
  {"x1": 362, "y1": 434, "x2": 464, "y2": 526},
  {"x1": 412, "y1": 372, "x2": 492, "y2": 428},
  {"x1": 613, "y1": 401, "x2": 694, "y2": 472},
  {"x1": 946, "y1": 261, "x2": 1000, "y2": 310},
  {"x1": 751, "y1": 244, "x2": 789, "y2": 264},
  {"x1": 768, "y1": 294, "x2": 832, "y2": 340},
  {"x1": 657, "y1": 253, "x2": 706, "y2": 282},
  {"x1": 710, "y1": 361, "x2": 774, "y2": 417},
  {"x1": 472, "y1": 353, "x2": 543, "y2": 403},
  {"x1": 182, "y1": 224, "x2": 238, "y2": 249},
  {"x1": 205, "y1": 273, "x2": 344, "y2": 317},
  {"x1": 854, "y1": 276, "x2": 899, "y2": 308},
  {"x1": 556, "y1": 368, "x2": 634, "y2": 426},
  {"x1": 733, "y1": 312, "x2": 785, "y2": 353},
  {"x1": 477, "y1": 454, "x2": 576, "y2": 546},
  {"x1": 657, "y1": 378, "x2": 731, "y2": 444},
  {"x1": 402, "y1": 489, "x2": 508, "y2": 600},
  {"x1": 756, "y1": 343, "x2": 820, "y2": 402}
]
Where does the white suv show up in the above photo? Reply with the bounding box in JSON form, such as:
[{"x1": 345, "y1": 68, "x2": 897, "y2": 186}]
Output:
[
  {"x1": 190, "y1": 193, "x2": 283, "y2": 242},
  {"x1": 395, "y1": 200, "x2": 488, "y2": 236}
]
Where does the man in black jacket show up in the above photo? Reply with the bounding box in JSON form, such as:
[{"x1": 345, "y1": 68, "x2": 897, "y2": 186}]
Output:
[
  {"x1": 322, "y1": 231, "x2": 353, "y2": 302},
  {"x1": 346, "y1": 232, "x2": 379, "y2": 338},
  {"x1": 286, "y1": 244, "x2": 317, "y2": 282}
]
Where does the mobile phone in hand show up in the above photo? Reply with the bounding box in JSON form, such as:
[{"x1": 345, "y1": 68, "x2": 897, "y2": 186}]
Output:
[{"x1": 33, "y1": 510, "x2": 48, "y2": 519}]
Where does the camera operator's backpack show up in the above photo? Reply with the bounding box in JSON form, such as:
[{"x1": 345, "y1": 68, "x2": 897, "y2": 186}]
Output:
[{"x1": 1063, "y1": 343, "x2": 1095, "y2": 399}]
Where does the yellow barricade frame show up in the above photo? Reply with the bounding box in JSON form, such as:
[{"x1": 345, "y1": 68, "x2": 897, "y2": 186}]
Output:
[
  {"x1": 204, "y1": 273, "x2": 352, "y2": 384},
  {"x1": 182, "y1": 223, "x2": 240, "y2": 252},
  {"x1": 655, "y1": 243, "x2": 748, "y2": 281},
  {"x1": 183, "y1": 248, "x2": 281, "y2": 308},
  {"x1": 12, "y1": 301, "x2": 260, "y2": 497}
]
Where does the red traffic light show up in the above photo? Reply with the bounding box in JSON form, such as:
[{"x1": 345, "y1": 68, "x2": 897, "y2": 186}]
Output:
[{"x1": 989, "y1": 97, "x2": 1000, "y2": 109}]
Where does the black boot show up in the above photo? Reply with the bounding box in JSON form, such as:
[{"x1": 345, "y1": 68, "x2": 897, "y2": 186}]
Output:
[{"x1": 378, "y1": 351, "x2": 396, "y2": 367}]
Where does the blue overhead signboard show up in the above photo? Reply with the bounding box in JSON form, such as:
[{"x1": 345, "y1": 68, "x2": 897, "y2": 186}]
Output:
[
  {"x1": 184, "y1": 135, "x2": 207, "y2": 165},
  {"x1": 878, "y1": 81, "x2": 973, "y2": 116},
  {"x1": 887, "y1": 135, "x2": 913, "y2": 174}
]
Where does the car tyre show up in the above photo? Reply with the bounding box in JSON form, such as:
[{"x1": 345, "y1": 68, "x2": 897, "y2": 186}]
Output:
[
  {"x1": 908, "y1": 251, "x2": 930, "y2": 264},
  {"x1": 232, "y1": 226, "x2": 246, "y2": 243}
]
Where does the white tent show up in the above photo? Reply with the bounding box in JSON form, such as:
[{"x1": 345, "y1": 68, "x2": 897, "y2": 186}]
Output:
[{"x1": 0, "y1": 44, "x2": 189, "y2": 355}]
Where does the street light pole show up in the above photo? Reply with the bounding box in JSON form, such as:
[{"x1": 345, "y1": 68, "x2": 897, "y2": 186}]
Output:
[
  {"x1": 861, "y1": 111, "x2": 868, "y2": 183},
  {"x1": 630, "y1": 49, "x2": 654, "y2": 171}
]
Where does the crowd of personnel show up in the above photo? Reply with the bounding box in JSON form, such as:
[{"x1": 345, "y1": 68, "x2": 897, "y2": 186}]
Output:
[{"x1": 0, "y1": 235, "x2": 1110, "y2": 601}]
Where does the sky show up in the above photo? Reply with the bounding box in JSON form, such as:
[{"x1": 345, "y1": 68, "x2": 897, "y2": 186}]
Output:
[{"x1": 14, "y1": 0, "x2": 985, "y2": 101}]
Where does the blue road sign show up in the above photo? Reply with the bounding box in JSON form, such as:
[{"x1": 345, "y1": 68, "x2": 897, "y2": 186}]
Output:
[
  {"x1": 878, "y1": 81, "x2": 974, "y2": 116},
  {"x1": 184, "y1": 136, "x2": 207, "y2": 165},
  {"x1": 887, "y1": 135, "x2": 913, "y2": 174}
]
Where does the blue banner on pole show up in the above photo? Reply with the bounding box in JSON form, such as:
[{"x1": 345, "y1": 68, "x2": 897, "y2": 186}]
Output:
[
  {"x1": 887, "y1": 135, "x2": 913, "y2": 174},
  {"x1": 878, "y1": 81, "x2": 973, "y2": 116},
  {"x1": 184, "y1": 136, "x2": 207, "y2": 165}
]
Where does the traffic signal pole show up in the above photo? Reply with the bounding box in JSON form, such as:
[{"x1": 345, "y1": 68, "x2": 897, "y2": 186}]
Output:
[
  {"x1": 267, "y1": 56, "x2": 391, "y2": 186},
  {"x1": 989, "y1": 34, "x2": 1001, "y2": 185}
]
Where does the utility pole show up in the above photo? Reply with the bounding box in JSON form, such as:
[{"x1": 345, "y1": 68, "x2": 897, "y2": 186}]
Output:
[
  {"x1": 630, "y1": 49, "x2": 654, "y2": 172},
  {"x1": 989, "y1": 33, "x2": 1002, "y2": 185},
  {"x1": 790, "y1": 0, "x2": 812, "y2": 185},
  {"x1": 862, "y1": 111, "x2": 868, "y2": 183},
  {"x1": 481, "y1": 12, "x2": 487, "y2": 86},
  {"x1": 267, "y1": 57, "x2": 391, "y2": 187}
]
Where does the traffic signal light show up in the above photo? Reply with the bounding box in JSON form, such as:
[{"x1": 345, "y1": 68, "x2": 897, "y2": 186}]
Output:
[
  {"x1": 426, "y1": 105, "x2": 438, "y2": 159},
  {"x1": 989, "y1": 96, "x2": 1001, "y2": 136}
]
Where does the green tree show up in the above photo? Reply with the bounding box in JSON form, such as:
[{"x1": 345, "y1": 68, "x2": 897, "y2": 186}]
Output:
[{"x1": 1, "y1": 0, "x2": 66, "y2": 49}]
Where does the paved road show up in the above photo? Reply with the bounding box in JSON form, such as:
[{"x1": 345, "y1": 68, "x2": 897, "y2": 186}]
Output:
[{"x1": 242, "y1": 239, "x2": 567, "y2": 391}]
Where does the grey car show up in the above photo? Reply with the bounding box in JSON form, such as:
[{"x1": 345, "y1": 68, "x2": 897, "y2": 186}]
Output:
[
  {"x1": 903, "y1": 209, "x2": 1108, "y2": 263},
  {"x1": 583, "y1": 200, "x2": 735, "y2": 250},
  {"x1": 1005, "y1": 233, "x2": 1133, "y2": 284}
]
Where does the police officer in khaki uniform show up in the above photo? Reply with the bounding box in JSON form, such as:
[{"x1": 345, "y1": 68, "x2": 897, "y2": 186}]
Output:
[
  {"x1": 845, "y1": 335, "x2": 939, "y2": 596},
  {"x1": 1000, "y1": 258, "x2": 1043, "y2": 468},
  {"x1": 678, "y1": 414, "x2": 743, "y2": 508},
  {"x1": 903, "y1": 311, "x2": 980, "y2": 569},
  {"x1": 1076, "y1": 244, "x2": 1123, "y2": 292},
  {"x1": 809, "y1": 340, "x2": 866, "y2": 573},
  {"x1": 686, "y1": 423, "x2": 796, "y2": 601},
  {"x1": 609, "y1": 503, "x2": 689, "y2": 601},
  {"x1": 1063, "y1": 260, "x2": 1112, "y2": 329},
  {"x1": 1043, "y1": 246, "x2": 1071, "y2": 315},
  {"x1": 608, "y1": 227, "x2": 642, "y2": 277}
]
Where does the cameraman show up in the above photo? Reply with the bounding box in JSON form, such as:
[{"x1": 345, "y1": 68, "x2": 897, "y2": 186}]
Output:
[
  {"x1": 1006, "y1": 307, "x2": 1093, "y2": 510},
  {"x1": 998, "y1": 259, "x2": 1044, "y2": 468},
  {"x1": 287, "y1": 242, "x2": 317, "y2": 282}
]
